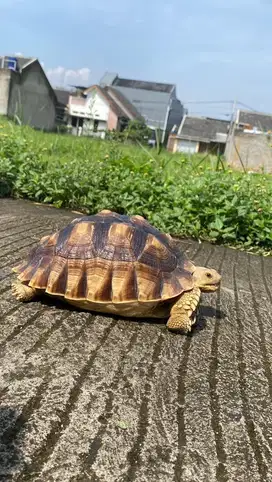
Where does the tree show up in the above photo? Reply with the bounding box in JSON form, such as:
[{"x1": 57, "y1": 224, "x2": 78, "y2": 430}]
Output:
[{"x1": 124, "y1": 120, "x2": 152, "y2": 144}]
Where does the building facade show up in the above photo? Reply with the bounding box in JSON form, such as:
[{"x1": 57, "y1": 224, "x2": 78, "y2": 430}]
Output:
[
  {"x1": 0, "y1": 55, "x2": 57, "y2": 130},
  {"x1": 99, "y1": 72, "x2": 185, "y2": 143}
]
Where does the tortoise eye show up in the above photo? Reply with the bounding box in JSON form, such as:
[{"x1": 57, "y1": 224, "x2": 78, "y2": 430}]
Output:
[{"x1": 206, "y1": 273, "x2": 212, "y2": 278}]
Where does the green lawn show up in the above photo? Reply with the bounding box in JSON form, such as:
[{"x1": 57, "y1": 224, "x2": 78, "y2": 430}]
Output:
[{"x1": 0, "y1": 117, "x2": 271, "y2": 255}]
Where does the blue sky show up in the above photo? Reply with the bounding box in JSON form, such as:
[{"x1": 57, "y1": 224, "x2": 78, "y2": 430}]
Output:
[{"x1": 0, "y1": 0, "x2": 271, "y2": 117}]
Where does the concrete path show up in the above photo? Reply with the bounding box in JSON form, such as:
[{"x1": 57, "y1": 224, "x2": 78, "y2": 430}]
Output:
[{"x1": 0, "y1": 199, "x2": 271, "y2": 482}]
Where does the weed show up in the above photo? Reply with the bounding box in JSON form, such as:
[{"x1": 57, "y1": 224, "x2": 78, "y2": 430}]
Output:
[{"x1": 0, "y1": 117, "x2": 271, "y2": 255}]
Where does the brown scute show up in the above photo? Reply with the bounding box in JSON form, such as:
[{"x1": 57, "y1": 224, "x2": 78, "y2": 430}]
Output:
[
  {"x1": 92, "y1": 262, "x2": 113, "y2": 302},
  {"x1": 130, "y1": 215, "x2": 170, "y2": 242},
  {"x1": 111, "y1": 262, "x2": 138, "y2": 302},
  {"x1": 67, "y1": 222, "x2": 94, "y2": 246},
  {"x1": 134, "y1": 262, "x2": 162, "y2": 301},
  {"x1": 161, "y1": 275, "x2": 181, "y2": 299},
  {"x1": 130, "y1": 226, "x2": 148, "y2": 259},
  {"x1": 85, "y1": 258, "x2": 113, "y2": 301},
  {"x1": 16, "y1": 243, "x2": 56, "y2": 287},
  {"x1": 97, "y1": 209, "x2": 112, "y2": 215},
  {"x1": 56, "y1": 222, "x2": 95, "y2": 259},
  {"x1": 109, "y1": 223, "x2": 133, "y2": 248},
  {"x1": 13, "y1": 248, "x2": 43, "y2": 276},
  {"x1": 75, "y1": 265, "x2": 88, "y2": 299},
  {"x1": 131, "y1": 214, "x2": 145, "y2": 221},
  {"x1": 183, "y1": 259, "x2": 195, "y2": 273},
  {"x1": 63, "y1": 259, "x2": 86, "y2": 299},
  {"x1": 17, "y1": 260, "x2": 41, "y2": 283},
  {"x1": 91, "y1": 222, "x2": 110, "y2": 256},
  {"x1": 14, "y1": 231, "x2": 58, "y2": 279},
  {"x1": 137, "y1": 233, "x2": 176, "y2": 271},
  {"x1": 28, "y1": 258, "x2": 52, "y2": 289},
  {"x1": 161, "y1": 267, "x2": 193, "y2": 299},
  {"x1": 101, "y1": 223, "x2": 136, "y2": 262},
  {"x1": 46, "y1": 257, "x2": 68, "y2": 295}
]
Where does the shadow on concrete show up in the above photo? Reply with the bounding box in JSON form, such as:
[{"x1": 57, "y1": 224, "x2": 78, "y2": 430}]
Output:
[
  {"x1": 191, "y1": 304, "x2": 226, "y2": 335},
  {"x1": 34, "y1": 292, "x2": 225, "y2": 337}
]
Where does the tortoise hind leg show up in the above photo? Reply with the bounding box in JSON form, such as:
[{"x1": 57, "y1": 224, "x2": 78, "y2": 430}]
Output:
[
  {"x1": 12, "y1": 281, "x2": 38, "y2": 302},
  {"x1": 167, "y1": 287, "x2": 201, "y2": 334}
]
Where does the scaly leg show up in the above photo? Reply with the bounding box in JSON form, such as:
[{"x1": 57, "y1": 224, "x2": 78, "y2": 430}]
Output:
[
  {"x1": 167, "y1": 287, "x2": 201, "y2": 334},
  {"x1": 11, "y1": 281, "x2": 38, "y2": 302}
]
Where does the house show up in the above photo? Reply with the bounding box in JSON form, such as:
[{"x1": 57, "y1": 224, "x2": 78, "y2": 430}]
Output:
[
  {"x1": 99, "y1": 72, "x2": 185, "y2": 143},
  {"x1": 167, "y1": 115, "x2": 230, "y2": 155},
  {"x1": 66, "y1": 84, "x2": 143, "y2": 136},
  {"x1": 54, "y1": 88, "x2": 71, "y2": 126},
  {"x1": 235, "y1": 109, "x2": 272, "y2": 133},
  {"x1": 225, "y1": 109, "x2": 272, "y2": 173},
  {"x1": 0, "y1": 55, "x2": 57, "y2": 130}
]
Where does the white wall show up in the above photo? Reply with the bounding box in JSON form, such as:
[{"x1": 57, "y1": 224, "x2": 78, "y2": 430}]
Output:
[
  {"x1": 176, "y1": 139, "x2": 199, "y2": 154},
  {"x1": 0, "y1": 69, "x2": 11, "y2": 115},
  {"x1": 86, "y1": 91, "x2": 109, "y2": 121},
  {"x1": 69, "y1": 90, "x2": 109, "y2": 121},
  {"x1": 83, "y1": 119, "x2": 107, "y2": 133}
]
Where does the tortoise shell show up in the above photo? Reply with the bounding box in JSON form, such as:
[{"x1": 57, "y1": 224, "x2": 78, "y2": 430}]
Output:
[{"x1": 13, "y1": 210, "x2": 195, "y2": 303}]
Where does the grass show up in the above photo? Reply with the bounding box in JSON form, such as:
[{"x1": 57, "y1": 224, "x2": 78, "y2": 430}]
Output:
[{"x1": 0, "y1": 117, "x2": 271, "y2": 255}]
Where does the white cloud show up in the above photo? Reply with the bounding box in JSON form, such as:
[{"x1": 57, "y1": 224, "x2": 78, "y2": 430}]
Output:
[{"x1": 46, "y1": 66, "x2": 92, "y2": 88}]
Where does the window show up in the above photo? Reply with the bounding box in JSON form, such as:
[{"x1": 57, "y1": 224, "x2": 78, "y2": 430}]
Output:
[
  {"x1": 119, "y1": 117, "x2": 129, "y2": 132},
  {"x1": 93, "y1": 119, "x2": 99, "y2": 132}
]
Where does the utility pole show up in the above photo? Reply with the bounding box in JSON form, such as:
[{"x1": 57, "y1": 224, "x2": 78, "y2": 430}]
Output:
[
  {"x1": 231, "y1": 99, "x2": 237, "y2": 137},
  {"x1": 231, "y1": 99, "x2": 237, "y2": 122},
  {"x1": 225, "y1": 99, "x2": 237, "y2": 162}
]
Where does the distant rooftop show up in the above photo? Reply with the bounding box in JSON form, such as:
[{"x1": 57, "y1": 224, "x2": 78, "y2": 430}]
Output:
[
  {"x1": 105, "y1": 86, "x2": 142, "y2": 120},
  {"x1": 237, "y1": 109, "x2": 272, "y2": 132},
  {"x1": 178, "y1": 116, "x2": 230, "y2": 142},
  {"x1": 112, "y1": 77, "x2": 174, "y2": 93},
  {"x1": 98, "y1": 71, "x2": 183, "y2": 130},
  {"x1": 0, "y1": 55, "x2": 35, "y2": 71},
  {"x1": 83, "y1": 84, "x2": 142, "y2": 120},
  {"x1": 54, "y1": 88, "x2": 71, "y2": 106},
  {"x1": 99, "y1": 72, "x2": 175, "y2": 94}
]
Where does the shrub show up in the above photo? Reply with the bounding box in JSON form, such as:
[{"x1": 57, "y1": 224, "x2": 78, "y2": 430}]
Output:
[{"x1": 0, "y1": 119, "x2": 271, "y2": 255}]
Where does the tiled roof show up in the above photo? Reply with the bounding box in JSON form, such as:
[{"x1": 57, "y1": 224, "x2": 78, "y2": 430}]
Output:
[
  {"x1": 237, "y1": 109, "x2": 272, "y2": 132},
  {"x1": 54, "y1": 89, "x2": 71, "y2": 106},
  {"x1": 105, "y1": 87, "x2": 142, "y2": 120},
  {"x1": 178, "y1": 116, "x2": 230, "y2": 142},
  {"x1": 84, "y1": 85, "x2": 142, "y2": 120},
  {"x1": 112, "y1": 77, "x2": 174, "y2": 93}
]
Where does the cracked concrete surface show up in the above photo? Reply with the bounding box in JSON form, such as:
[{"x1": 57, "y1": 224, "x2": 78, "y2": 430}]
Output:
[{"x1": 0, "y1": 199, "x2": 271, "y2": 482}]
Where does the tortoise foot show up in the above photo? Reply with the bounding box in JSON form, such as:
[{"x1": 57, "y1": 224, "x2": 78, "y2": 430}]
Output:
[
  {"x1": 166, "y1": 313, "x2": 194, "y2": 334},
  {"x1": 11, "y1": 281, "x2": 37, "y2": 302}
]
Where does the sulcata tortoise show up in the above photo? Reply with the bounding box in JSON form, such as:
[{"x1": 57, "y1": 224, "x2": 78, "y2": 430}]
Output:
[{"x1": 11, "y1": 210, "x2": 221, "y2": 333}]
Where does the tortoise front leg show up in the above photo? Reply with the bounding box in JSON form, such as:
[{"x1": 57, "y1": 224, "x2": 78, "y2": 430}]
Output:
[
  {"x1": 11, "y1": 281, "x2": 38, "y2": 302},
  {"x1": 167, "y1": 287, "x2": 201, "y2": 334}
]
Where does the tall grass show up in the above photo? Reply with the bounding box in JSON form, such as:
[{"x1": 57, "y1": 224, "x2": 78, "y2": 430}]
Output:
[{"x1": 0, "y1": 117, "x2": 271, "y2": 255}]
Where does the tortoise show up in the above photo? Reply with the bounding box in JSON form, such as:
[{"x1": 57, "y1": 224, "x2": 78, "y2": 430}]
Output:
[{"x1": 11, "y1": 210, "x2": 221, "y2": 333}]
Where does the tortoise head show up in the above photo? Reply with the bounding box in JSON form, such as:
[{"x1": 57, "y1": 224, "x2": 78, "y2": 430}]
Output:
[{"x1": 192, "y1": 266, "x2": 221, "y2": 292}]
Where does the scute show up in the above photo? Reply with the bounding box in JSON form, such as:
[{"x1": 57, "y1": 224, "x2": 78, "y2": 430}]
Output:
[{"x1": 13, "y1": 210, "x2": 195, "y2": 303}]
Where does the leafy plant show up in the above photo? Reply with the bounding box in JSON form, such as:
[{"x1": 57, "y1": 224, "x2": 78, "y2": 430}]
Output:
[
  {"x1": 0, "y1": 117, "x2": 271, "y2": 255},
  {"x1": 123, "y1": 120, "x2": 153, "y2": 144}
]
